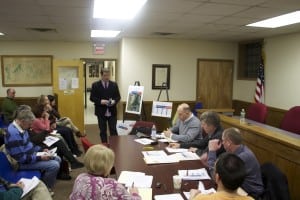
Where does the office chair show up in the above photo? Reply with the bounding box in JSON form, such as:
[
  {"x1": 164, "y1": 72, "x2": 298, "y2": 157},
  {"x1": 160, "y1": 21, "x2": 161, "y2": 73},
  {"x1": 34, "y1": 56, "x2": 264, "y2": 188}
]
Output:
[
  {"x1": 280, "y1": 106, "x2": 300, "y2": 135},
  {"x1": 246, "y1": 103, "x2": 268, "y2": 123},
  {"x1": 260, "y1": 162, "x2": 290, "y2": 200}
]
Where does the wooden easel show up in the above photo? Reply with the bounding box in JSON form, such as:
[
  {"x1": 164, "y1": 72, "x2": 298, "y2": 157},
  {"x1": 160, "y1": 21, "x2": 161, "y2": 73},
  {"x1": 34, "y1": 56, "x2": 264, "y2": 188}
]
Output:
[{"x1": 156, "y1": 82, "x2": 172, "y2": 126}]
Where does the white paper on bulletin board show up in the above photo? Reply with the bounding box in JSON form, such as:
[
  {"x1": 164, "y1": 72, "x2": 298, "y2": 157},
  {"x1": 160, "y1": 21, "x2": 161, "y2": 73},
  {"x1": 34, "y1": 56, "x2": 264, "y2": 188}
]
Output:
[
  {"x1": 125, "y1": 85, "x2": 144, "y2": 115},
  {"x1": 59, "y1": 78, "x2": 67, "y2": 90},
  {"x1": 71, "y1": 78, "x2": 79, "y2": 89},
  {"x1": 152, "y1": 101, "x2": 173, "y2": 118}
]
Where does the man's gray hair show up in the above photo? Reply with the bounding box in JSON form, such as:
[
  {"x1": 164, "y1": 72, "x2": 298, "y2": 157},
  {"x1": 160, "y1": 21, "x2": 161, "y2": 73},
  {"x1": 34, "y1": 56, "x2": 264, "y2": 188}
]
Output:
[
  {"x1": 200, "y1": 111, "x2": 220, "y2": 128},
  {"x1": 15, "y1": 109, "x2": 35, "y2": 122}
]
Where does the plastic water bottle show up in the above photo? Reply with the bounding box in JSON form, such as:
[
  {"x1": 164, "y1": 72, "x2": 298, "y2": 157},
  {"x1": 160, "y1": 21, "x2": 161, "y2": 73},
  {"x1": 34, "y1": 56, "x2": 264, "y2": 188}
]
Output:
[
  {"x1": 240, "y1": 109, "x2": 246, "y2": 124},
  {"x1": 151, "y1": 125, "x2": 157, "y2": 139}
]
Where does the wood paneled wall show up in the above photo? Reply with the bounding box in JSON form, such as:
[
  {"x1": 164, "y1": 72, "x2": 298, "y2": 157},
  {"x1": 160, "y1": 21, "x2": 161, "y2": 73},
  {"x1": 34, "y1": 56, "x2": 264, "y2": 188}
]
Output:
[
  {"x1": 120, "y1": 101, "x2": 196, "y2": 132},
  {"x1": 0, "y1": 97, "x2": 37, "y2": 110},
  {"x1": 232, "y1": 99, "x2": 287, "y2": 128}
]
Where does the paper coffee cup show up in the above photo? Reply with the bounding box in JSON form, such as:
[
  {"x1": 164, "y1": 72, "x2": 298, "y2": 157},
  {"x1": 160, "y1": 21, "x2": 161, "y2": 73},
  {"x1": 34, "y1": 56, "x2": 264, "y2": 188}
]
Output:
[{"x1": 173, "y1": 175, "x2": 182, "y2": 189}]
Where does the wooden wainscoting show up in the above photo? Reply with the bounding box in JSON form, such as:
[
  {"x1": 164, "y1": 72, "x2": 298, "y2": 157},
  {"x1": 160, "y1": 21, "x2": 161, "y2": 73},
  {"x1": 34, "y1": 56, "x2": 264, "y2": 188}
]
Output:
[
  {"x1": 0, "y1": 97, "x2": 37, "y2": 110},
  {"x1": 232, "y1": 99, "x2": 287, "y2": 128},
  {"x1": 120, "y1": 101, "x2": 196, "y2": 132}
]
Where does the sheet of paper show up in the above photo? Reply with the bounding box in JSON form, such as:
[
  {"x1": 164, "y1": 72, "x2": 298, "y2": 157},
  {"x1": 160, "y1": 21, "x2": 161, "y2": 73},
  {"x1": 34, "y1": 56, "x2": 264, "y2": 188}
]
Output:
[
  {"x1": 71, "y1": 78, "x2": 79, "y2": 89},
  {"x1": 142, "y1": 150, "x2": 179, "y2": 164},
  {"x1": 118, "y1": 171, "x2": 153, "y2": 188},
  {"x1": 183, "y1": 192, "x2": 190, "y2": 200},
  {"x1": 18, "y1": 176, "x2": 40, "y2": 198},
  {"x1": 134, "y1": 138, "x2": 154, "y2": 145},
  {"x1": 59, "y1": 78, "x2": 67, "y2": 90},
  {"x1": 157, "y1": 138, "x2": 178, "y2": 143},
  {"x1": 178, "y1": 168, "x2": 211, "y2": 180},
  {"x1": 165, "y1": 147, "x2": 188, "y2": 153},
  {"x1": 154, "y1": 193, "x2": 184, "y2": 200},
  {"x1": 43, "y1": 136, "x2": 59, "y2": 147},
  {"x1": 173, "y1": 152, "x2": 200, "y2": 161},
  {"x1": 138, "y1": 188, "x2": 152, "y2": 200}
]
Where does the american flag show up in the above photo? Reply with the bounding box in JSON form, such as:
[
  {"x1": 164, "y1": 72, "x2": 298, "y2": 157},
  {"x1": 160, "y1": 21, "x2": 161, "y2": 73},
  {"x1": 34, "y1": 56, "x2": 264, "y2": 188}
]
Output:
[{"x1": 254, "y1": 63, "x2": 265, "y2": 103}]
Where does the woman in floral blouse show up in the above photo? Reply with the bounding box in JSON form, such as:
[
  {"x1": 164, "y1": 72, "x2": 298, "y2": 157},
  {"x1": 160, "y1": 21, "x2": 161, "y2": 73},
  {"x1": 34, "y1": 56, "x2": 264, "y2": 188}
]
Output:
[{"x1": 70, "y1": 144, "x2": 141, "y2": 200}]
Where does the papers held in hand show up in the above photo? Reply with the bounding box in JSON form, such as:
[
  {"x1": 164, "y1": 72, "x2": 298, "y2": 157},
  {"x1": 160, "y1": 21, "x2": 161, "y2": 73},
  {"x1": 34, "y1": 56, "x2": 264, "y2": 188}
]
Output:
[
  {"x1": 18, "y1": 176, "x2": 40, "y2": 198},
  {"x1": 43, "y1": 136, "x2": 59, "y2": 147},
  {"x1": 36, "y1": 147, "x2": 57, "y2": 157}
]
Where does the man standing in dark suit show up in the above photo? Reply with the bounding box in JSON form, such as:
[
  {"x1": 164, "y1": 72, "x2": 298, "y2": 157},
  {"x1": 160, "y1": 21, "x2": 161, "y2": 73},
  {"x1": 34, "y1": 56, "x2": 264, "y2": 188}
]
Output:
[{"x1": 90, "y1": 68, "x2": 121, "y2": 143}]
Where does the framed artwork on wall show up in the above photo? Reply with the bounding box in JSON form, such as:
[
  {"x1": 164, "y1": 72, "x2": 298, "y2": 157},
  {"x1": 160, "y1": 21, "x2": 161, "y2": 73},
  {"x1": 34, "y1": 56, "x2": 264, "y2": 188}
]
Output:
[
  {"x1": 1, "y1": 55, "x2": 53, "y2": 86},
  {"x1": 152, "y1": 64, "x2": 170, "y2": 89}
]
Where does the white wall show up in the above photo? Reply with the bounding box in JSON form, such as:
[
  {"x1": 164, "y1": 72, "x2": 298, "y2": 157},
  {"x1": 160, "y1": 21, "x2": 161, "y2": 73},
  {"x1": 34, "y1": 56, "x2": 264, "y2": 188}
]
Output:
[
  {"x1": 0, "y1": 41, "x2": 120, "y2": 97},
  {"x1": 233, "y1": 32, "x2": 300, "y2": 110},
  {"x1": 119, "y1": 38, "x2": 237, "y2": 101}
]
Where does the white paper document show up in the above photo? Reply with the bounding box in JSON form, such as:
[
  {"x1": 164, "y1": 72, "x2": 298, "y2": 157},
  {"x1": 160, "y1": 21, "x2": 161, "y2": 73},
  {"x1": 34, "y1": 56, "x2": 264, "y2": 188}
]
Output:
[
  {"x1": 173, "y1": 152, "x2": 200, "y2": 161},
  {"x1": 43, "y1": 136, "x2": 59, "y2": 147},
  {"x1": 165, "y1": 147, "x2": 188, "y2": 153},
  {"x1": 154, "y1": 193, "x2": 184, "y2": 200},
  {"x1": 118, "y1": 171, "x2": 153, "y2": 188},
  {"x1": 178, "y1": 168, "x2": 211, "y2": 180},
  {"x1": 18, "y1": 176, "x2": 40, "y2": 198},
  {"x1": 36, "y1": 147, "x2": 57, "y2": 157},
  {"x1": 142, "y1": 150, "x2": 179, "y2": 164},
  {"x1": 134, "y1": 138, "x2": 154, "y2": 145}
]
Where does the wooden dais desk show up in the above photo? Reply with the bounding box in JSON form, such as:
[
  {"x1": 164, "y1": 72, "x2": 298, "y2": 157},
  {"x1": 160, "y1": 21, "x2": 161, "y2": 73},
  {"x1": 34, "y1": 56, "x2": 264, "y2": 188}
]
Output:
[
  {"x1": 196, "y1": 108, "x2": 235, "y2": 117},
  {"x1": 219, "y1": 114, "x2": 300, "y2": 200},
  {"x1": 109, "y1": 135, "x2": 215, "y2": 199}
]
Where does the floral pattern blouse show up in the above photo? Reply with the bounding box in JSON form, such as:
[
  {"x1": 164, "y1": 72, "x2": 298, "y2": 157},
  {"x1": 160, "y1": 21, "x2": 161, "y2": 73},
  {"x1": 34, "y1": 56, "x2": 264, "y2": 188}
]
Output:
[{"x1": 69, "y1": 173, "x2": 141, "y2": 200}]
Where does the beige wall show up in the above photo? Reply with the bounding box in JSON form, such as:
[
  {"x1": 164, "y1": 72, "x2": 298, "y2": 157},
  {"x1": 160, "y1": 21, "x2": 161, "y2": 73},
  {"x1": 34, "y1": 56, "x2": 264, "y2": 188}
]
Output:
[
  {"x1": 119, "y1": 37, "x2": 237, "y2": 101},
  {"x1": 1, "y1": 33, "x2": 300, "y2": 110},
  {"x1": 233, "y1": 32, "x2": 300, "y2": 110},
  {"x1": 0, "y1": 41, "x2": 120, "y2": 97}
]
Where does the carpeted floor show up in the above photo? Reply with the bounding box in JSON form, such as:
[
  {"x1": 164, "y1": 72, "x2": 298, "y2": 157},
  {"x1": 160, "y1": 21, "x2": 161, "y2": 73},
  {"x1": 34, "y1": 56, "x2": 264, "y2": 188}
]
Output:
[{"x1": 52, "y1": 124, "x2": 101, "y2": 200}]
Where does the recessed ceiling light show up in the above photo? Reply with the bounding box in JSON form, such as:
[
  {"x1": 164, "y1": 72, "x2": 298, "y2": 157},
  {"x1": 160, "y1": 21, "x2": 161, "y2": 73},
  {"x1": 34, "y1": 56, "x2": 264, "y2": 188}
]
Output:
[
  {"x1": 247, "y1": 11, "x2": 300, "y2": 28},
  {"x1": 93, "y1": 0, "x2": 147, "y2": 20},
  {"x1": 0, "y1": 32, "x2": 4, "y2": 36},
  {"x1": 91, "y1": 30, "x2": 120, "y2": 38}
]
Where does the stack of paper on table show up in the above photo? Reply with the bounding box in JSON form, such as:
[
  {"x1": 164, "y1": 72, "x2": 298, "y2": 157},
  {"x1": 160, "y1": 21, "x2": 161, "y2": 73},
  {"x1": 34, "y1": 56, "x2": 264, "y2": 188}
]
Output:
[
  {"x1": 178, "y1": 168, "x2": 211, "y2": 180},
  {"x1": 142, "y1": 150, "x2": 179, "y2": 164},
  {"x1": 118, "y1": 171, "x2": 153, "y2": 200},
  {"x1": 165, "y1": 147, "x2": 188, "y2": 153},
  {"x1": 154, "y1": 193, "x2": 184, "y2": 200},
  {"x1": 156, "y1": 133, "x2": 177, "y2": 143},
  {"x1": 118, "y1": 171, "x2": 153, "y2": 188},
  {"x1": 18, "y1": 176, "x2": 40, "y2": 198},
  {"x1": 172, "y1": 152, "x2": 200, "y2": 161},
  {"x1": 134, "y1": 138, "x2": 155, "y2": 145},
  {"x1": 43, "y1": 136, "x2": 59, "y2": 147}
]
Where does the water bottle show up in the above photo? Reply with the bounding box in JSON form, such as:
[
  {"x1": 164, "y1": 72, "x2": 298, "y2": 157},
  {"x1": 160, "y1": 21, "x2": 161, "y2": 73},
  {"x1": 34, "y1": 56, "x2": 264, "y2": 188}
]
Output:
[
  {"x1": 151, "y1": 124, "x2": 157, "y2": 139},
  {"x1": 240, "y1": 108, "x2": 246, "y2": 124}
]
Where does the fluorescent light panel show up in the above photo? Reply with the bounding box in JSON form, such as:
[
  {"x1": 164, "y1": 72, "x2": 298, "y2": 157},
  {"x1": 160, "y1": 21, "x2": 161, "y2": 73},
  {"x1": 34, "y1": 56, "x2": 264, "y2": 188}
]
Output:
[
  {"x1": 0, "y1": 32, "x2": 4, "y2": 36},
  {"x1": 93, "y1": 0, "x2": 147, "y2": 20},
  {"x1": 91, "y1": 30, "x2": 120, "y2": 38},
  {"x1": 247, "y1": 11, "x2": 300, "y2": 28}
]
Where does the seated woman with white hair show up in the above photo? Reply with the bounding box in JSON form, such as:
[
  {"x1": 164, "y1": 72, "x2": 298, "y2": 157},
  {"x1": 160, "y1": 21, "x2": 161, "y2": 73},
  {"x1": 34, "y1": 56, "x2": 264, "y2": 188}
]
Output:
[{"x1": 70, "y1": 144, "x2": 141, "y2": 200}]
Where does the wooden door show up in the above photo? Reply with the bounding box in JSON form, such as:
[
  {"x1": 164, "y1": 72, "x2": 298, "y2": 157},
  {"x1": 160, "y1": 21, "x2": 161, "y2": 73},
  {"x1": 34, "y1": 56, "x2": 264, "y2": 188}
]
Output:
[
  {"x1": 197, "y1": 59, "x2": 233, "y2": 108},
  {"x1": 52, "y1": 59, "x2": 84, "y2": 132}
]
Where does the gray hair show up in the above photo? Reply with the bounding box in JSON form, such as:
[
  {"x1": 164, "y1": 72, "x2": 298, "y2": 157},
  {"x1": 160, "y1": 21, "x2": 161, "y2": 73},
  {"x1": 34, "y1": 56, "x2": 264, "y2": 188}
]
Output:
[
  {"x1": 200, "y1": 111, "x2": 220, "y2": 128},
  {"x1": 13, "y1": 105, "x2": 32, "y2": 119},
  {"x1": 15, "y1": 109, "x2": 35, "y2": 122}
]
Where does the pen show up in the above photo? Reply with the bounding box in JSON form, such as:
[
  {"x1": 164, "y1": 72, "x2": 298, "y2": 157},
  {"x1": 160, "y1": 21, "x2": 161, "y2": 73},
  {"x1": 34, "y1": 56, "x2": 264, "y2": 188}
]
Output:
[{"x1": 132, "y1": 181, "x2": 134, "y2": 188}]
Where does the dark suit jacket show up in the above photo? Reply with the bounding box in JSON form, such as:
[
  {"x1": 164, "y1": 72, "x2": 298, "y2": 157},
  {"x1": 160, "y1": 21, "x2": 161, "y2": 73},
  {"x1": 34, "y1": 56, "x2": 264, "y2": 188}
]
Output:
[
  {"x1": 180, "y1": 126, "x2": 225, "y2": 156},
  {"x1": 90, "y1": 80, "x2": 121, "y2": 117}
]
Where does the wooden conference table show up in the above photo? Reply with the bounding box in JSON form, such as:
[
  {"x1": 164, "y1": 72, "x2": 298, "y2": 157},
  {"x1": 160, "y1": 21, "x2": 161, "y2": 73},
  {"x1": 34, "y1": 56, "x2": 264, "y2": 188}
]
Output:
[
  {"x1": 109, "y1": 135, "x2": 215, "y2": 198},
  {"x1": 219, "y1": 114, "x2": 300, "y2": 200}
]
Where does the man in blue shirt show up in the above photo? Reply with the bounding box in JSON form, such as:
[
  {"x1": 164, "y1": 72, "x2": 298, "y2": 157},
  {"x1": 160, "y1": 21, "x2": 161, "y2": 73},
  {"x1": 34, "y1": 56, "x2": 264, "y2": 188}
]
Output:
[
  {"x1": 4, "y1": 108, "x2": 60, "y2": 191},
  {"x1": 207, "y1": 127, "x2": 264, "y2": 199}
]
